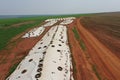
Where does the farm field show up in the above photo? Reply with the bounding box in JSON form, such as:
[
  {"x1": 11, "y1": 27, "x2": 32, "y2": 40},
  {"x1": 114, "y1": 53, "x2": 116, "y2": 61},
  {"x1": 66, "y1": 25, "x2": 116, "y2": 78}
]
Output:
[
  {"x1": 0, "y1": 14, "x2": 89, "y2": 50},
  {"x1": 0, "y1": 12, "x2": 120, "y2": 80},
  {"x1": 80, "y1": 12, "x2": 120, "y2": 58}
]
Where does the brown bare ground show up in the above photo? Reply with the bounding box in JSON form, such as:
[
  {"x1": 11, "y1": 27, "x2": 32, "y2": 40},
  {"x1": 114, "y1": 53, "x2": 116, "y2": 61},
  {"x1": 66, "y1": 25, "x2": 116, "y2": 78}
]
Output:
[
  {"x1": 67, "y1": 18, "x2": 120, "y2": 80},
  {"x1": 0, "y1": 20, "x2": 63, "y2": 80},
  {"x1": 80, "y1": 16, "x2": 120, "y2": 58},
  {"x1": 75, "y1": 18, "x2": 120, "y2": 80},
  {"x1": 0, "y1": 17, "x2": 120, "y2": 80},
  {"x1": 0, "y1": 26, "x2": 51, "y2": 80},
  {"x1": 68, "y1": 20, "x2": 98, "y2": 80}
]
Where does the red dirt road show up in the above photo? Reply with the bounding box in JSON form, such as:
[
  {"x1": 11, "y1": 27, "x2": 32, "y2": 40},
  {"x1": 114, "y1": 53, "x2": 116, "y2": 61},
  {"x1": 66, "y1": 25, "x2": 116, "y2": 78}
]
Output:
[
  {"x1": 68, "y1": 20, "x2": 98, "y2": 80},
  {"x1": 0, "y1": 18, "x2": 120, "y2": 80},
  {"x1": 68, "y1": 18, "x2": 120, "y2": 80}
]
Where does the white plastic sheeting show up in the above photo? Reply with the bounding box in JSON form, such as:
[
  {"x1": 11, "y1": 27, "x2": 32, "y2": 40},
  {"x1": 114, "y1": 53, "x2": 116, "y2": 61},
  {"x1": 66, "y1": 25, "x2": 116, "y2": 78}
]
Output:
[
  {"x1": 40, "y1": 25, "x2": 73, "y2": 80},
  {"x1": 7, "y1": 19, "x2": 74, "y2": 80},
  {"x1": 43, "y1": 20, "x2": 57, "y2": 27},
  {"x1": 60, "y1": 19, "x2": 74, "y2": 25},
  {"x1": 22, "y1": 17, "x2": 75, "y2": 38},
  {"x1": 7, "y1": 26, "x2": 58, "y2": 80},
  {"x1": 45, "y1": 17, "x2": 75, "y2": 25},
  {"x1": 22, "y1": 27, "x2": 45, "y2": 38},
  {"x1": 45, "y1": 17, "x2": 75, "y2": 22}
]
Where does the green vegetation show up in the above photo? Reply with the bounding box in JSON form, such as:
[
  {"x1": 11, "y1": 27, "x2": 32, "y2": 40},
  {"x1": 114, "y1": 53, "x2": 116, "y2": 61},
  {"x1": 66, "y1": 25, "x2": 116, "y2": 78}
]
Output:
[
  {"x1": 71, "y1": 54, "x2": 77, "y2": 73},
  {"x1": 72, "y1": 27, "x2": 80, "y2": 40},
  {"x1": 79, "y1": 40, "x2": 86, "y2": 51},
  {"x1": 6, "y1": 63, "x2": 19, "y2": 78},
  {"x1": 0, "y1": 14, "x2": 90, "y2": 50},
  {"x1": 92, "y1": 64, "x2": 101, "y2": 80},
  {"x1": 48, "y1": 13, "x2": 91, "y2": 18},
  {"x1": 72, "y1": 27, "x2": 86, "y2": 51},
  {"x1": 0, "y1": 16, "x2": 48, "y2": 50},
  {"x1": 70, "y1": 53, "x2": 77, "y2": 80}
]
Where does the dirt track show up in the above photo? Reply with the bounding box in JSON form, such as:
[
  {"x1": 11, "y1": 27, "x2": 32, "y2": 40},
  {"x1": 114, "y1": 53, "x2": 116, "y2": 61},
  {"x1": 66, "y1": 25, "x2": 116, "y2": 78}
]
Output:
[
  {"x1": 0, "y1": 27, "x2": 51, "y2": 80},
  {"x1": 0, "y1": 20, "x2": 65, "y2": 80},
  {"x1": 0, "y1": 17, "x2": 120, "y2": 80},
  {"x1": 68, "y1": 18, "x2": 120, "y2": 80},
  {"x1": 80, "y1": 16, "x2": 120, "y2": 58},
  {"x1": 68, "y1": 20, "x2": 98, "y2": 80}
]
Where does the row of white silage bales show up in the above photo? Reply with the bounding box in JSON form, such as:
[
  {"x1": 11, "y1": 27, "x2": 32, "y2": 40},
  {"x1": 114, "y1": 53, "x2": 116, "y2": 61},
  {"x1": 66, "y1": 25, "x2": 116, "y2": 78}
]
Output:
[
  {"x1": 40, "y1": 25, "x2": 73, "y2": 80},
  {"x1": 22, "y1": 17, "x2": 75, "y2": 38},
  {"x1": 7, "y1": 17, "x2": 75, "y2": 80},
  {"x1": 43, "y1": 20, "x2": 58, "y2": 27},
  {"x1": 45, "y1": 17, "x2": 75, "y2": 22},
  {"x1": 22, "y1": 19, "x2": 59, "y2": 38},
  {"x1": 60, "y1": 17, "x2": 75, "y2": 25},
  {"x1": 60, "y1": 19, "x2": 73, "y2": 25},
  {"x1": 22, "y1": 27, "x2": 45, "y2": 38},
  {"x1": 6, "y1": 26, "x2": 58, "y2": 80},
  {"x1": 45, "y1": 17, "x2": 75, "y2": 25}
]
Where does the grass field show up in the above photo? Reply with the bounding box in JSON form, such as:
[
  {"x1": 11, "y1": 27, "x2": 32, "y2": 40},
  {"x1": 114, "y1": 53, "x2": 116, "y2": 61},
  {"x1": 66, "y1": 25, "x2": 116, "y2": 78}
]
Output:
[
  {"x1": 0, "y1": 12, "x2": 120, "y2": 80},
  {"x1": 0, "y1": 16, "x2": 47, "y2": 50},
  {"x1": 0, "y1": 14, "x2": 90, "y2": 50}
]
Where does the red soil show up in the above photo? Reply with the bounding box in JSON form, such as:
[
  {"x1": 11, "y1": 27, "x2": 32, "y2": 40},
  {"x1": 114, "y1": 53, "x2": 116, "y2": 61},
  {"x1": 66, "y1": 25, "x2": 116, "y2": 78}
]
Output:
[
  {"x1": 0, "y1": 20, "x2": 63, "y2": 80},
  {"x1": 0, "y1": 18, "x2": 120, "y2": 80},
  {"x1": 0, "y1": 27, "x2": 50, "y2": 80},
  {"x1": 80, "y1": 17, "x2": 120, "y2": 58},
  {"x1": 68, "y1": 19, "x2": 98, "y2": 80},
  {"x1": 67, "y1": 18, "x2": 120, "y2": 80},
  {"x1": 77, "y1": 18, "x2": 120, "y2": 79}
]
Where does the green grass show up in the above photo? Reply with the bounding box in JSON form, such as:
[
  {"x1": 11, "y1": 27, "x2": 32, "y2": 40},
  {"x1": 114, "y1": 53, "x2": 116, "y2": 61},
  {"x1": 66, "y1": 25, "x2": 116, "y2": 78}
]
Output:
[
  {"x1": 72, "y1": 27, "x2": 86, "y2": 51},
  {"x1": 92, "y1": 65, "x2": 101, "y2": 80},
  {"x1": 70, "y1": 53, "x2": 77, "y2": 80},
  {"x1": 51, "y1": 13, "x2": 92, "y2": 18},
  {"x1": 6, "y1": 63, "x2": 19, "y2": 78},
  {"x1": 79, "y1": 40, "x2": 86, "y2": 51},
  {"x1": 72, "y1": 27, "x2": 80, "y2": 40},
  {"x1": 0, "y1": 14, "x2": 90, "y2": 50},
  {"x1": 0, "y1": 16, "x2": 46, "y2": 28},
  {"x1": 71, "y1": 54, "x2": 77, "y2": 73},
  {"x1": 0, "y1": 16, "x2": 49, "y2": 50},
  {"x1": 0, "y1": 23, "x2": 36, "y2": 48}
]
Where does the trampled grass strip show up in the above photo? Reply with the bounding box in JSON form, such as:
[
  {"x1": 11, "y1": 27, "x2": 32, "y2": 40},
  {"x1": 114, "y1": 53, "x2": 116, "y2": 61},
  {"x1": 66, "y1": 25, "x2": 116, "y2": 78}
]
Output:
[
  {"x1": 6, "y1": 62, "x2": 20, "y2": 78},
  {"x1": 72, "y1": 27, "x2": 86, "y2": 51},
  {"x1": 92, "y1": 64, "x2": 101, "y2": 80}
]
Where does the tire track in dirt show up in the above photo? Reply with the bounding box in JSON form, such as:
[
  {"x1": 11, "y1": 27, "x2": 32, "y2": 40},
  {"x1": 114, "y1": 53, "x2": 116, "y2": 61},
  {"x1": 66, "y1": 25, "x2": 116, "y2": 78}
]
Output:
[
  {"x1": 67, "y1": 20, "x2": 98, "y2": 80},
  {"x1": 76, "y1": 18, "x2": 120, "y2": 79}
]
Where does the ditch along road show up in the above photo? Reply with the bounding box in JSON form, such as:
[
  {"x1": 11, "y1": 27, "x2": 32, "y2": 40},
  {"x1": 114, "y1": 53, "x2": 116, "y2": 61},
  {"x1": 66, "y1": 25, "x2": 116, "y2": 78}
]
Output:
[
  {"x1": 1, "y1": 17, "x2": 120, "y2": 80},
  {"x1": 68, "y1": 18, "x2": 120, "y2": 80}
]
